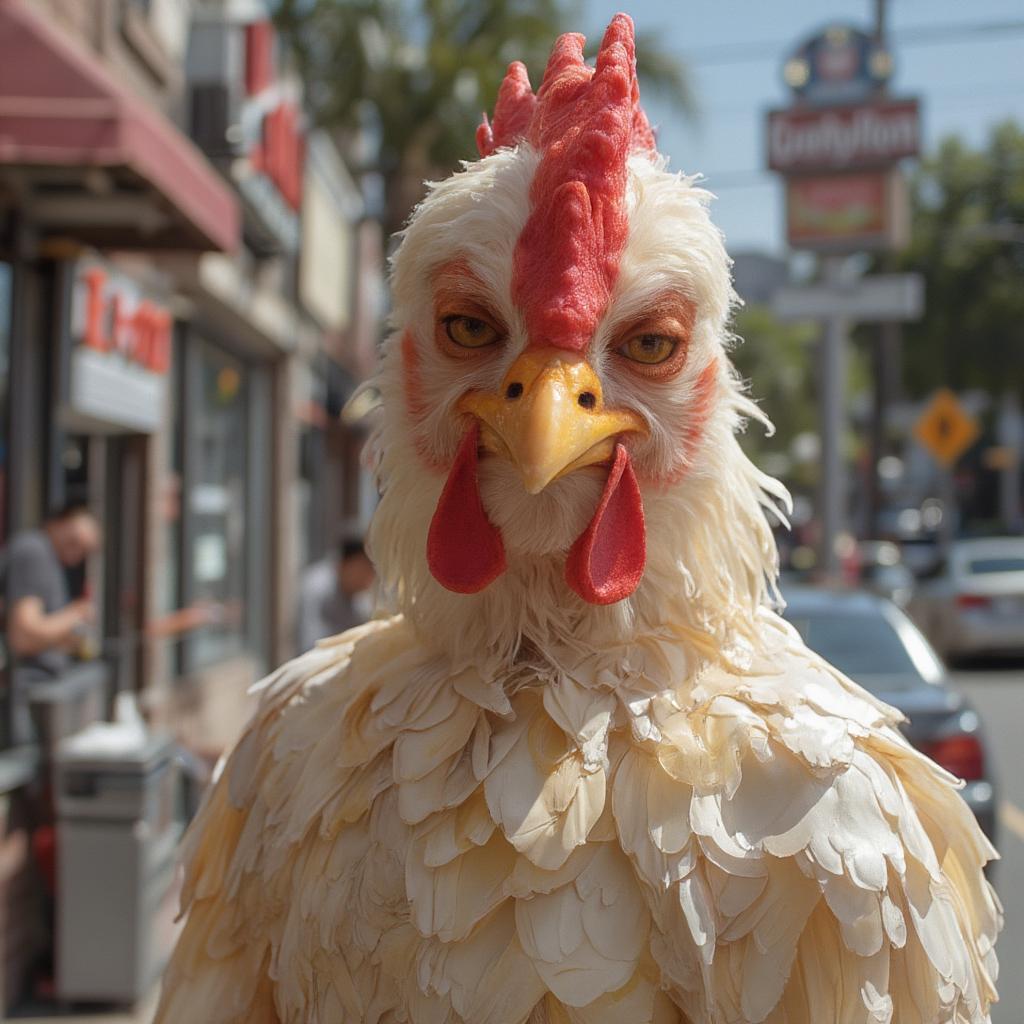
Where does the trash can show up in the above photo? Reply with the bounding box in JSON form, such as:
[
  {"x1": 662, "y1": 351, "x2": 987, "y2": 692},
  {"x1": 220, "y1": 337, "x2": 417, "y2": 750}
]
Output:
[{"x1": 54, "y1": 723, "x2": 182, "y2": 1004}]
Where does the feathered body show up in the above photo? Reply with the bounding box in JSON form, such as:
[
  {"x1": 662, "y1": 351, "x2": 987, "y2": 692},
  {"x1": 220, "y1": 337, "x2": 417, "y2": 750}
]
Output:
[{"x1": 156, "y1": 15, "x2": 1000, "y2": 1024}]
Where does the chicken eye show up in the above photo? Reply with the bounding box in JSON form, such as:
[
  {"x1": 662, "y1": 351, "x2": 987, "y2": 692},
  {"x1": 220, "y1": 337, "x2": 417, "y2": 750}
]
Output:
[
  {"x1": 618, "y1": 333, "x2": 677, "y2": 365},
  {"x1": 444, "y1": 315, "x2": 501, "y2": 349}
]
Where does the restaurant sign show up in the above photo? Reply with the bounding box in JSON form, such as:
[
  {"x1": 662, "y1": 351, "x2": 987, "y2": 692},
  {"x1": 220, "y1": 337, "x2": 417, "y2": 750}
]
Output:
[
  {"x1": 67, "y1": 260, "x2": 171, "y2": 433},
  {"x1": 786, "y1": 170, "x2": 908, "y2": 252},
  {"x1": 767, "y1": 99, "x2": 920, "y2": 174}
]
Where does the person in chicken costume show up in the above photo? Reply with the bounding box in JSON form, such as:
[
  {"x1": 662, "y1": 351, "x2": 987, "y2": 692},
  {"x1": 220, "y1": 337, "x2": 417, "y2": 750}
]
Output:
[{"x1": 156, "y1": 14, "x2": 1001, "y2": 1024}]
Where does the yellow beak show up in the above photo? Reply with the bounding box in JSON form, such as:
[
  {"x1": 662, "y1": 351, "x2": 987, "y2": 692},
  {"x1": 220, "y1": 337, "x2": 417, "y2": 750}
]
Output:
[{"x1": 457, "y1": 348, "x2": 648, "y2": 494}]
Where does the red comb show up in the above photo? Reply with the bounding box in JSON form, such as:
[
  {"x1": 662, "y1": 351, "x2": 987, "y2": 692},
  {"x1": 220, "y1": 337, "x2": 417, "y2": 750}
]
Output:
[
  {"x1": 476, "y1": 15, "x2": 657, "y2": 354},
  {"x1": 476, "y1": 62, "x2": 537, "y2": 157}
]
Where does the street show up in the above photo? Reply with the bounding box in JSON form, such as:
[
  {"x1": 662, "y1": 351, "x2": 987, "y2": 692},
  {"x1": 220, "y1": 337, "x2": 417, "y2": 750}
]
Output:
[{"x1": 954, "y1": 662, "x2": 1024, "y2": 1024}]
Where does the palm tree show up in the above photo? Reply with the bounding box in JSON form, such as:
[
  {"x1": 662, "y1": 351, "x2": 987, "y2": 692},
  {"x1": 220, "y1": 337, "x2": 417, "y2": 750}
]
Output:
[{"x1": 274, "y1": 0, "x2": 695, "y2": 235}]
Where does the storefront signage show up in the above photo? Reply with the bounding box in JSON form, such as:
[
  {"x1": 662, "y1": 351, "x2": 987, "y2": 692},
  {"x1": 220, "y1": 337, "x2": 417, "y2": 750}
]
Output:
[
  {"x1": 78, "y1": 267, "x2": 172, "y2": 373},
  {"x1": 251, "y1": 102, "x2": 303, "y2": 212},
  {"x1": 767, "y1": 99, "x2": 920, "y2": 174},
  {"x1": 235, "y1": 20, "x2": 305, "y2": 252},
  {"x1": 67, "y1": 261, "x2": 171, "y2": 433}
]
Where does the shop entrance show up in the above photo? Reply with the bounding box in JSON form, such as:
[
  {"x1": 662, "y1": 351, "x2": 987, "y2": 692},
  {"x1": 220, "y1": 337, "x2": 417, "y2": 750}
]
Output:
[{"x1": 60, "y1": 433, "x2": 146, "y2": 700}]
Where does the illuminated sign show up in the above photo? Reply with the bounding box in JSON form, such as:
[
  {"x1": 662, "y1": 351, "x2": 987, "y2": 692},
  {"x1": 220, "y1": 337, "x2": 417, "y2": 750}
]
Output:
[{"x1": 783, "y1": 25, "x2": 894, "y2": 107}]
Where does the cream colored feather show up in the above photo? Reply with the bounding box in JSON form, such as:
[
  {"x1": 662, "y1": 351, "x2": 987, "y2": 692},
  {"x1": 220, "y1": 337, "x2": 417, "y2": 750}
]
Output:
[
  {"x1": 156, "y1": 611, "x2": 999, "y2": 1023},
  {"x1": 155, "y1": 126, "x2": 999, "y2": 1023}
]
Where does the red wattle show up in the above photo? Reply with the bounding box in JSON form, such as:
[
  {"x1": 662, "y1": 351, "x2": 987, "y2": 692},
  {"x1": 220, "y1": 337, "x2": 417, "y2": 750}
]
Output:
[
  {"x1": 565, "y1": 444, "x2": 646, "y2": 605},
  {"x1": 427, "y1": 424, "x2": 507, "y2": 594}
]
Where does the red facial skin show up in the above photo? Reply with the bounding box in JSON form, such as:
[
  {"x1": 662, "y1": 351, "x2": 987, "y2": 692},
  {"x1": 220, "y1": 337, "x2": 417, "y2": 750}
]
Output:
[
  {"x1": 604, "y1": 295, "x2": 719, "y2": 487},
  {"x1": 673, "y1": 359, "x2": 720, "y2": 484},
  {"x1": 402, "y1": 329, "x2": 446, "y2": 472}
]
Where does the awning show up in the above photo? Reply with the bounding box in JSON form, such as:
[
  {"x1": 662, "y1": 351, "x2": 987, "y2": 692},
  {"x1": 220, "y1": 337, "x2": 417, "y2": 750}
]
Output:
[{"x1": 0, "y1": 0, "x2": 239, "y2": 252}]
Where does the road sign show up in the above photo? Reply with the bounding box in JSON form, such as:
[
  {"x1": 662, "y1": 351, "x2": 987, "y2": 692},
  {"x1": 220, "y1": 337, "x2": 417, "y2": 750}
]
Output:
[
  {"x1": 773, "y1": 272, "x2": 923, "y2": 322},
  {"x1": 914, "y1": 389, "x2": 980, "y2": 467}
]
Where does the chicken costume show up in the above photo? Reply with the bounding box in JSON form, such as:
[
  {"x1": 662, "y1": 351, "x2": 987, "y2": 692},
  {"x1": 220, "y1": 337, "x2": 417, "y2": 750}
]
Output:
[{"x1": 156, "y1": 15, "x2": 1000, "y2": 1024}]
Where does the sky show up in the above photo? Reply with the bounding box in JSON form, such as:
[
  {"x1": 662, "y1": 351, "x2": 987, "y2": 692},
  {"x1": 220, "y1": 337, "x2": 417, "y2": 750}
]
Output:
[{"x1": 582, "y1": 0, "x2": 1024, "y2": 255}]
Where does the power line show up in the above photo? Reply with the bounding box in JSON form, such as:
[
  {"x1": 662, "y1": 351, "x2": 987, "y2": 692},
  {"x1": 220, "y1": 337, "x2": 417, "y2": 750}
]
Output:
[
  {"x1": 694, "y1": 83, "x2": 1024, "y2": 119},
  {"x1": 683, "y1": 19, "x2": 1024, "y2": 68}
]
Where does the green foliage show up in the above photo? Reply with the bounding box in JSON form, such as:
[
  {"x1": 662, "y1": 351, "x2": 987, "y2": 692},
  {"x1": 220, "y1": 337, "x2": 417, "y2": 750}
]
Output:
[
  {"x1": 895, "y1": 120, "x2": 1024, "y2": 397},
  {"x1": 731, "y1": 305, "x2": 870, "y2": 493},
  {"x1": 731, "y1": 305, "x2": 819, "y2": 487},
  {"x1": 273, "y1": 0, "x2": 694, "y2": 231}
]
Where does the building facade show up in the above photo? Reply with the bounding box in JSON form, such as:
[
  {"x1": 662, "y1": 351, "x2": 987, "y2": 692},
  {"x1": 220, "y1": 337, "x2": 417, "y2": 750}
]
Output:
[{"x1": 0, "y1": 0, "x2": 380, "y2": 1006}]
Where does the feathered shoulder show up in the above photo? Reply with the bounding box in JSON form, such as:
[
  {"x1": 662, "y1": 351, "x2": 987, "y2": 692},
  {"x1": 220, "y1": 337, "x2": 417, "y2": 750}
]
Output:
[{"x1": 156, "y1": 612, "x2": 1000, "y2": 1024}]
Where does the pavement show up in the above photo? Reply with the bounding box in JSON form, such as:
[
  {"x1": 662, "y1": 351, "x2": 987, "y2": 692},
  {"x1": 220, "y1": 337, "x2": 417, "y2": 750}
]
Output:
[
  {"x1": 7, "y1": 988, "x2": 156, "y2": 1024},
  {"x1": 953, "y1": 659, "x2": 1024, "y2": 1024}
]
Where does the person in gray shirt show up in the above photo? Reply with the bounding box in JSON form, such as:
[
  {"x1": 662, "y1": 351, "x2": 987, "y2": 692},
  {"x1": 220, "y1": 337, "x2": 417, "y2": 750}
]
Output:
[
  {"x1": 297, "y1": 537, "x2": 375, "y2": 653},
  {"x1": 2, "y1": 502, "x2": 101, "y2": 742}
]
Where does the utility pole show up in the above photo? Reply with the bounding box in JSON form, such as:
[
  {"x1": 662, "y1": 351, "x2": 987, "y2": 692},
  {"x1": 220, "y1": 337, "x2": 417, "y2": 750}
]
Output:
[
  {"x1": 818, "y1": 256, "x2": 848, "y2": 580},
  {"x1": 768, "y1": 6, "x2": 921, "y2": 577},
  {"x1": 867, "y1": 0, "x2": 901, "y2": 540}
]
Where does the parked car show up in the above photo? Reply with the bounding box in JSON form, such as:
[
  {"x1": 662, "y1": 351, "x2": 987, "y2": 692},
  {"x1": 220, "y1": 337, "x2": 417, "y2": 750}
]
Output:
[
  {"x1": 908, "y1": 537, "x2": 1024, "y2": 659},
  {"x1": 782, "y1": 586, "x2": 997, "y2": 843}
]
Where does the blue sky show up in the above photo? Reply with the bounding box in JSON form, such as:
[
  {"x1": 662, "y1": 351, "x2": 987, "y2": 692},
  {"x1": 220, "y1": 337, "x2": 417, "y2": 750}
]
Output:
[{"x1": 582, "y1": 0, "x2": 1024, "y2": 254}]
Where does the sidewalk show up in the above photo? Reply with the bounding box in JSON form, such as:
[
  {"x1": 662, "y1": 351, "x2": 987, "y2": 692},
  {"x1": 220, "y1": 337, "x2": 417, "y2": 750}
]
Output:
[{"x1": 8, "y1": 988, "x2": 157, "y2": 1023}]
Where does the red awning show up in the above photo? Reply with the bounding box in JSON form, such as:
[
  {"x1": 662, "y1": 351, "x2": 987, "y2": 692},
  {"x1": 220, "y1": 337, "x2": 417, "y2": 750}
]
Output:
[{"x1": 0, "y1": 0, "x2": 239, "y2": 252}]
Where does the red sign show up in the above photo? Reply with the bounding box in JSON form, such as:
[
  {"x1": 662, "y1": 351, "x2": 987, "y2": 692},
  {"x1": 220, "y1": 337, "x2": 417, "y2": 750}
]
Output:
[
  {"x1": 245, "y1": 20, "x2": 275, "y2": 97},
  {"x1": 767, "y1": 99, "x2": 920, "y2": 173},
  {"x1": 79, "y1": 267, "x2": 172, "y2": 374},
  {"x1": 786, "y1": 170, "x2": 906, "y2": 251},
  {"x1": 250, "y1": 102, "x2": 304, "y2": 212}
]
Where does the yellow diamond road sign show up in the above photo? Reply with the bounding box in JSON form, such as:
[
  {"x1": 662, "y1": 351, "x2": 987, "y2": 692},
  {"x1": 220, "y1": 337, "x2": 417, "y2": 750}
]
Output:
[{"x1": 913, "y1": 389, "x2": 979, "y2": 468}]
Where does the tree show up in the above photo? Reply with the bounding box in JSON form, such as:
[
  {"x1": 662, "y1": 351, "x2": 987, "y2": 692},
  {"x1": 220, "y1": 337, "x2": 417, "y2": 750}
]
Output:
[
  {"x1": 894, "y1": 120, "x2": 1024, "y2": 397},
  {"x1": 273, "y1": 0, "x2": 694, "y2": 234},
  {"x1": 731, "y1": 305, "x2": 870, "y2": 496}
]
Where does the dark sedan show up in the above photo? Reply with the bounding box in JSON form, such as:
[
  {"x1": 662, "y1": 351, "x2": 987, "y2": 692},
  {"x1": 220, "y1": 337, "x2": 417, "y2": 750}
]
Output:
[{"x1": 782, "y1": 586, "x2": 997, "y2": 844}]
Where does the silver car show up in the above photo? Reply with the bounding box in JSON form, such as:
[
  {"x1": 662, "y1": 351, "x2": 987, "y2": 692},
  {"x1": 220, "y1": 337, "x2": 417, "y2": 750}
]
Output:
[
  {"x1": 782, "y1": 586, "x2": 997, "y2": 843},
  {"x1": 909, "y1": 537, "x2": 1024, "y2": 659}
]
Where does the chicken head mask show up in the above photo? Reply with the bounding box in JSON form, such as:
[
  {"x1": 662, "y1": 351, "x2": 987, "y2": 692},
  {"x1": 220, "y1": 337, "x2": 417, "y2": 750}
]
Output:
[{"x1": 374, "y1": 12, "x2": 784, "y2": 645}]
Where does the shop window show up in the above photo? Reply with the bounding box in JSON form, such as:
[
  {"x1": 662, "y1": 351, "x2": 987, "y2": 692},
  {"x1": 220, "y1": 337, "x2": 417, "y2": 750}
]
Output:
[
  {"x1": 181, "y1": 340, "x2": 250, "y2": 671},
  {"x1": 0, "y1": 262, "x2": 10, "y2": 542}
]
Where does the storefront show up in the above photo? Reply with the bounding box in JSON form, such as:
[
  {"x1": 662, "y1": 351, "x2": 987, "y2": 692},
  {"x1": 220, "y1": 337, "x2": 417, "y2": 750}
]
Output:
[
  {"x1": 56, "y1": 256, "x2": 178, "y2": 704},
  {"x1": 149, "y1": 320, "x2": 277, "y2": 756},
  {"x1": 0, "y1": 0, "x2": 242, "y2": 1005}
]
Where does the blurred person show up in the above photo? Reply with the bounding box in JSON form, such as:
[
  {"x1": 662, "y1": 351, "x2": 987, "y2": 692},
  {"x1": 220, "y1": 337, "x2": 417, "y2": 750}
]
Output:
[
  {"x1": 297, "y1": 535, "x2": 375, "y2": 653},
  {"x1": 1, "y1": 500, "x2": 101, "y2": 744}
]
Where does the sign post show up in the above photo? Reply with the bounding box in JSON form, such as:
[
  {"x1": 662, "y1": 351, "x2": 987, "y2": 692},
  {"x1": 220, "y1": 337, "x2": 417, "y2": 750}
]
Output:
[
  {"x1": 913, "y1": 390, "x2": 981, "y2": 553},
  {"x1": 765, "y1": 22, "x2": 922, "y2": 579},
  {"x1": 774, "y1": 267, "x2": 923, "y2": 579}
]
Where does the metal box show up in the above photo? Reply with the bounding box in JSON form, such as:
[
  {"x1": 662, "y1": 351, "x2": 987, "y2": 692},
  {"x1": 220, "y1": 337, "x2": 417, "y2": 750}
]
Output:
[{"x1": 54, "y1": 725, "x2": 182, "y2": 1004}]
